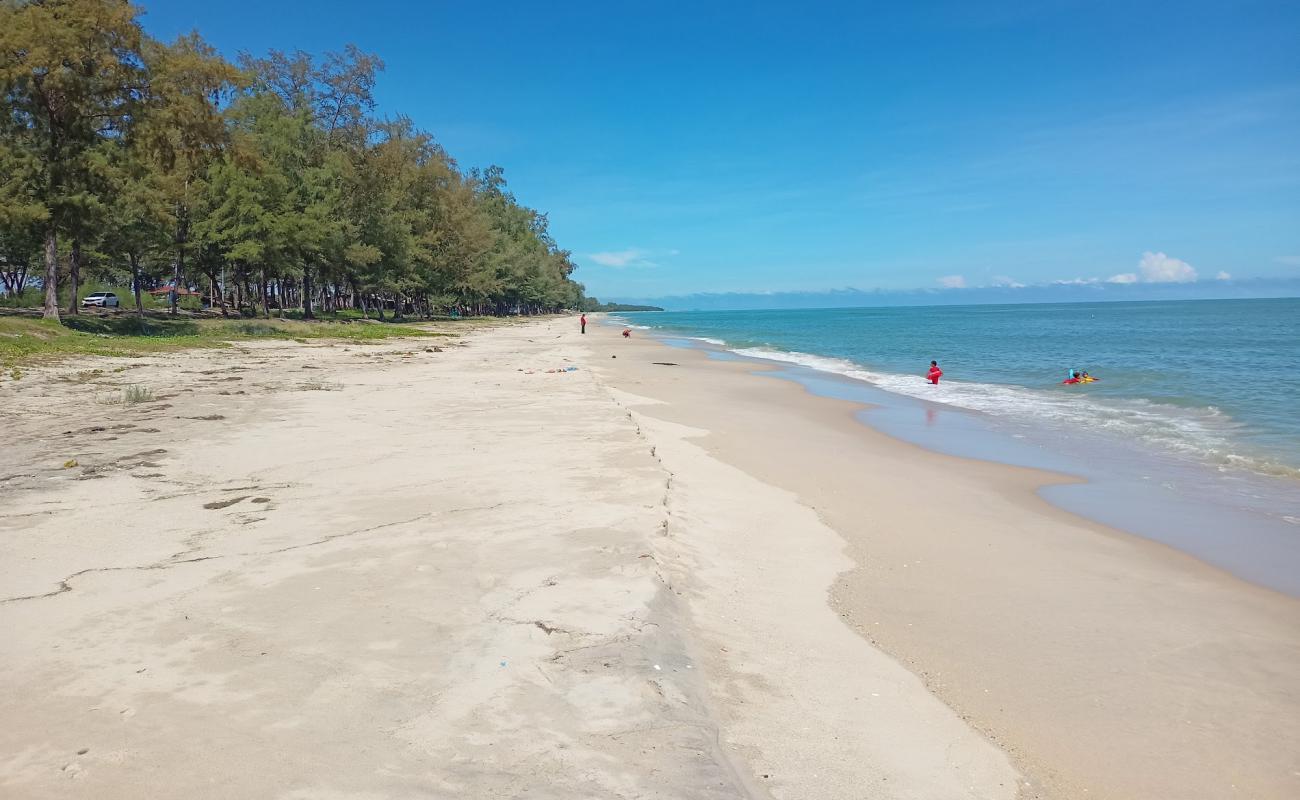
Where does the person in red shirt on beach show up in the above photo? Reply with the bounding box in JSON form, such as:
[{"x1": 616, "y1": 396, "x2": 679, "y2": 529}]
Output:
[
  {"x1": 927, "y1": 360, "x2": 943, "y2": 384},
  {"x1": 580, "y1": 313, "x2": 587, "y2": 334}
]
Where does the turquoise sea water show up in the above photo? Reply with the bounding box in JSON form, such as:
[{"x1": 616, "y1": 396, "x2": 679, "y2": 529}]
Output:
[
  {"x1": 625, "y1": 299, "x2": 1300, "y2": 479},
  {"x1": 619, "y1": 298, "x2": 1300, "y2": 593}
]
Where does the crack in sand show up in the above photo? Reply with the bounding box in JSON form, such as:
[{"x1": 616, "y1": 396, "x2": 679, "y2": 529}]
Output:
[
  {"x1": 0, "y1": 502, "x2": 508, "y2": 605},
  {"x1": 0, "y1": 554, "x2": 222, "y2": 603},
  {"x1": 594, "y1": 381, "x2": 775, "y2": 800},
  {"x1": 148, "y1": 482, "x2": 295, "y2": 503}
]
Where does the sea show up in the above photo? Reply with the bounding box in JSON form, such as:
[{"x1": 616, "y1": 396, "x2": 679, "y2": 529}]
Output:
[{"x1": 615, "y1": 298, "x2": 1300, "y2": 596}]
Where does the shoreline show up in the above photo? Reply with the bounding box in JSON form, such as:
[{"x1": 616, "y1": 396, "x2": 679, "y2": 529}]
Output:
[
  {"x1": 593, "y1": 320, "x2": 1300, "y2": 799},
  {"x1": 637, "y1": 326, "x2": 1300, "y2": 597}
]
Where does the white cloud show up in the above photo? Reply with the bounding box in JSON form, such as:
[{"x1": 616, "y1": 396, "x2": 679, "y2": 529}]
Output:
[
  {"x1": 937, "y1": 275, "x2": 967, "y2": 288},
  {"x1": 587, "y1": 248, "x2": 660, "y2": 268},
  {"x1": 1215, "y1": 271, "x2": 1232, "y2": 280},
  {"x1": 1138, "y1": 251, "x2": 1197, "y2": 283},
  {"x1": 991, "y1": 275, "x2": 1025, "y2": 288},
  {"x1": 1053, "y1": 252, "x2": 1200, "y2": 288}
]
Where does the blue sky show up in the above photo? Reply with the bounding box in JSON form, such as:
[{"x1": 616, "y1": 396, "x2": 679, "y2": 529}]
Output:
[{"x1": 142, "y1": 0, "x2": 1300, "y2": 302}]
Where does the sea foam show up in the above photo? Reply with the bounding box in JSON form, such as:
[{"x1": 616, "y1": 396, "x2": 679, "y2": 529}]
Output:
[{"x1": 721, "y1": 346, "x2": 1298, "y2": 481}]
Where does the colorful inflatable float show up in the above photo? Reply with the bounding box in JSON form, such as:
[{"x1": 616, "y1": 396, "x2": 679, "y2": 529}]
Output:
[{"x1": 1062, "y1": 370, "x2": 1099, "y2": 385}]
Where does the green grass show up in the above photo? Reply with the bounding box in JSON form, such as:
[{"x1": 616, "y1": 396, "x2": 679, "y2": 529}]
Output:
[
  {"x1": 278, "y1": 307, "x2": 455, "y2": 324},
  {"x1": 0, "y1": 311, "x2": 457, "y2": 371}
]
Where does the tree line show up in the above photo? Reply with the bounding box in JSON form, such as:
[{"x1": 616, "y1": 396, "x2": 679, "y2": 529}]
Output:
[{"x1": 1, "y1": 0, "x2": 589, "y2": 322}]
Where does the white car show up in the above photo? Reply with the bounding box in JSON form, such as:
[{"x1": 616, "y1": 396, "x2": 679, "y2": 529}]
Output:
[{"x1": 82, "y1": 291, "x2": 120, "y2": 308}]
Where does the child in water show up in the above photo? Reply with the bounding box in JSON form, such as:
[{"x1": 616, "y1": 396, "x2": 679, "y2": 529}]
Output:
[{"x1": 927, "y1": 360, "x2": 943, "y2": 384}]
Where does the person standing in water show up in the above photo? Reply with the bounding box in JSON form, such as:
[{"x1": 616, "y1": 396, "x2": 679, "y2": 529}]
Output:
[
  {"x1": 579, "y1": 313, "x2": 587, "y2": 334},
  {"x1": 927, "y1": 360, "x2": 943, "y2": 385}
]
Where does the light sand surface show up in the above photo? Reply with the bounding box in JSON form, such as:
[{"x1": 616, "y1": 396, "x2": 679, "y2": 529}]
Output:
[
  {"x1": 592, "y1": 323, "x2": 1300, "y2": 800},
  {"x1": 1, "y1": 319, "x2": 1017, "y2": 799}
]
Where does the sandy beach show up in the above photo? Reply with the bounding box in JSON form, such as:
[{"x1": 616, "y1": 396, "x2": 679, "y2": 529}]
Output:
[
  {"x1": 594, "y1": 322, "x2": 1300, "y2": 799},
  {"x1": 2, "y1": 317, "x2": 1297, "y2": 799}
]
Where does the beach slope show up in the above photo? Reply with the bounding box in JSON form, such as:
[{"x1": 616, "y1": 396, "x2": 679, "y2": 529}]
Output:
[{"x1": 592, "y1": 323, "x2": 1300, "y2": 800}]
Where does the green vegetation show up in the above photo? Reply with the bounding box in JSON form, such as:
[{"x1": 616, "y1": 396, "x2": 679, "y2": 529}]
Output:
[
  {"x1": 581, "y1": 300, "x2": 665, "y2": 312},
  {"x1": 120, "y1": 384, "x2": 154, "y2": 404},
  {"x1": 1, "y1": 0, "x2": 589, "y2": 326},
  {"x1": 0, "y1": 279, "x2": 175, "y2": 310},
  {"x1": 0, "y1": 313, "x2": 449, "y2": 370}
]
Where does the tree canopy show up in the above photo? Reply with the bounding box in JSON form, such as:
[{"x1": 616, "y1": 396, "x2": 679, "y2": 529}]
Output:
[{"x1": 0, "y1": 0, "x2": 588, "y2": 320}]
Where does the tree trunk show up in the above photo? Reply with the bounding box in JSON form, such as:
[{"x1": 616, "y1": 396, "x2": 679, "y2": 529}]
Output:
[
  {"x1": 170, "y1": 250, "x2": 182, "y2": 315},
  {"x1": 261, "y1": 269, "x2": 270, "y2": 318},
  {"x1": 1, "y1": 265, "x2": 27, "y2": 297},
  {"x1": 278, "y1": 279, "x2": 286, "y2": 319},
  {"x1": 302, "y1": 265, "x2": 315, "y2": 319},
  {"x1": 352, "y1": 278, "x2": 367, "y2": 316},
  {"x1": 209, "y1": 272, "x2": 228, "y2": 317},
  {"x1": 130, "y1": 253, "x2": 144, "y2": 320},
  {"x1": 66, "y1": 238, "x2": 81, "y2": 315},
  {"x1": 42, "y1": 227, "x2": 59, "y2": 321}
]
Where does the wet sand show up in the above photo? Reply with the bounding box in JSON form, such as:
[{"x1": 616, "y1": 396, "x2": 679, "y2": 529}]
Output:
[{"x1": 594, "y1": 322, "x2": 1300, "y2": 799}]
